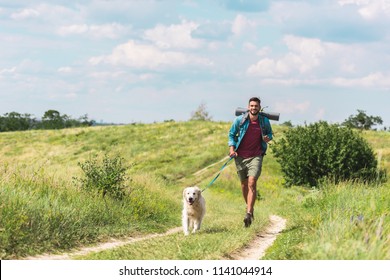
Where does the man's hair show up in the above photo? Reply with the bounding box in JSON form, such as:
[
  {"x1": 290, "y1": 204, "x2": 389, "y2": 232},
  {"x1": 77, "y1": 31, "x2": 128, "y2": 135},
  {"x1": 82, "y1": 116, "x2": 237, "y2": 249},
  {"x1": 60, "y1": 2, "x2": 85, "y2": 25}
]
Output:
[{"x1": 249, "y1": 97, "x2": 261, "y2": 104}]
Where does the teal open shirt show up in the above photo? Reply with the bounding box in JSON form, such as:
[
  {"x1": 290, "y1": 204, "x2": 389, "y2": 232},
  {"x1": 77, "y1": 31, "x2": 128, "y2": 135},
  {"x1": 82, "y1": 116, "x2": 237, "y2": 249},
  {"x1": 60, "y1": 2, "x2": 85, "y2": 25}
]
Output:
[{"x1": 228, "y1": 114, "x2": 273, "y2": 156}]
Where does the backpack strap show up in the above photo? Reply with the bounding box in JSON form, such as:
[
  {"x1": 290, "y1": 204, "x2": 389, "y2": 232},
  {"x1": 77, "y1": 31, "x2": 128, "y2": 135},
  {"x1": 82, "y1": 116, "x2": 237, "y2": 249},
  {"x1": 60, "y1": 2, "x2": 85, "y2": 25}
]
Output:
[
  {"x1": 236, "y1": 111, "x2": 249, "y2": 140},
  {"x1": 259, "y1": 114, "x2": 268, "y2": 135},
  {"x1": 239, "y1": 111, "x2": 249, "y2": 128}
]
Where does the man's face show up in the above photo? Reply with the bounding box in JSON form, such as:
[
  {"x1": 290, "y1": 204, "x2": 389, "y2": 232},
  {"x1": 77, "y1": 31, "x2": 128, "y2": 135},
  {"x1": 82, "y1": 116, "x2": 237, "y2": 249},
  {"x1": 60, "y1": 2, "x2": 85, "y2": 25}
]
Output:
[{"x1": 248, "y1": 101, "x2": 260, "y2": 116}]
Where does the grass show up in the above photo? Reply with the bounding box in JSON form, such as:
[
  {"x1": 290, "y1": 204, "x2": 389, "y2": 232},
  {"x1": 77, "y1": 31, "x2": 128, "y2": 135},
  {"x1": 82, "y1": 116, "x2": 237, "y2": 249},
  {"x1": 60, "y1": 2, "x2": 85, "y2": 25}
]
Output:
[
  {"x1": 0, "y1": 165, "x2": 177, "y2": 259},
  {"x1": 0, "y1": 121, "x2": 229, "y2": 259},
  {"x1": 263, "y1": 181, "x2": 390, "y2": 260},
  {"x1": 302, "y1": 182, "x2": 389, "y2": 259},
  {"x1": 0, "y1": 122, "x2": 389, "y2": 260}
]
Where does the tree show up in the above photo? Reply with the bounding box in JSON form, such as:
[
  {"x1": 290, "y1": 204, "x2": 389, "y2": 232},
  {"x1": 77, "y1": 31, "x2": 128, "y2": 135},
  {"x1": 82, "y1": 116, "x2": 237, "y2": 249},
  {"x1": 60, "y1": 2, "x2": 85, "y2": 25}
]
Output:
[
  {"x1": 41, "y1": 110, "x2": 65, "y2": 129},
  {"x1": 342, "y1": 109, "x2": 383, "y2": 130},
  {"x1": 0, "y1": 112, "x2": 36, "y2": 132},
  {"x1": 0, "y1": 110, "x2": 94, "y2": 132},
  {"x1": 190, "y1": 102, "x2": 212, "y2": 121},
  {"x1": 78, "y1": 114, "x2": 95, "y2": 126}
]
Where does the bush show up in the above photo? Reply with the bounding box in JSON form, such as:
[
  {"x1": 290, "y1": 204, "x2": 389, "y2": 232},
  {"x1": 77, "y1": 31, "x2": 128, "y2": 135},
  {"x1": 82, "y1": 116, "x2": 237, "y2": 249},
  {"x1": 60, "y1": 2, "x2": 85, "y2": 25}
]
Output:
[
  {"x1": 272, "y1": 121, "x2": 386, "y2": 187},
  {"x1": 74, "y1": 154, "x2": 130, "y2": 200}
]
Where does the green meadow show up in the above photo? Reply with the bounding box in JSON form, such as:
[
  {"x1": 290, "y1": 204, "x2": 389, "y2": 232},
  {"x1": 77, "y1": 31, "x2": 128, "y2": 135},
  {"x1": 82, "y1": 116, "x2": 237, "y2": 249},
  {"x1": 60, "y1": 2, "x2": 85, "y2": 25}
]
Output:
[{"x1": 0, "y1": 122, "x2": 389, "y2": 259}]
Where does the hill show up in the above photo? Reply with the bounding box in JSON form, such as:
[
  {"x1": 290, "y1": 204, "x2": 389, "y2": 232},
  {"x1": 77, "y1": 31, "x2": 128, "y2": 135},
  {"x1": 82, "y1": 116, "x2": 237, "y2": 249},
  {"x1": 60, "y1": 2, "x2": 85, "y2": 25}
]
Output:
[{"x1": 0, "y1": 122, "x2": 389, "y2": 259}]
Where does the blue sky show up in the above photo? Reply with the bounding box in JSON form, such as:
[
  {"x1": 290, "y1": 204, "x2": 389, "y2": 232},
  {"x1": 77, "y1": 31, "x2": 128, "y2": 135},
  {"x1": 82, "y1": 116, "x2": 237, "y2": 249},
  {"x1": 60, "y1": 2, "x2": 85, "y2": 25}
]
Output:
[{"x1": 1, "y1": 0, "x2": 389, "y2": 128}]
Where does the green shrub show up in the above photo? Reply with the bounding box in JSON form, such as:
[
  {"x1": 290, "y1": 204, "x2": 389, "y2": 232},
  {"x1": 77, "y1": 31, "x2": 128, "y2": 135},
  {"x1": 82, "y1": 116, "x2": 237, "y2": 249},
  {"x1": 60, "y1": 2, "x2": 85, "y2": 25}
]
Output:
[
  {"x1": 272, "y1": 121, "x2": 386, "y2": 187},
  {"x1": 74, "y1": 153, "x2": 130, "y2": 200}
]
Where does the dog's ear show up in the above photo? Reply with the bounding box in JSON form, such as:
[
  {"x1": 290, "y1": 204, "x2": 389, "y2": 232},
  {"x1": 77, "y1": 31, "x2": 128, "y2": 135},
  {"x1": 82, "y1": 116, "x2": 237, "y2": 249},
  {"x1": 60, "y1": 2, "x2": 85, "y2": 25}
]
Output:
[
  {"x1": 183, "y1": 187, "x2": 188, "y2": 198},
  {"x1": 194, "y1": 186, "x2": 201, "y2": 195}
]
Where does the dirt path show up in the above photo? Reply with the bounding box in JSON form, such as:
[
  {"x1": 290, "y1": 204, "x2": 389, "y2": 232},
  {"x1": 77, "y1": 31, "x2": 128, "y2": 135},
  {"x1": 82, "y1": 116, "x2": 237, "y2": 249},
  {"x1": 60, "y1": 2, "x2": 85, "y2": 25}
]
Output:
[
  {"x1": 24, "y1": 227, "x2": 182, "y2": 260},
  {"x1": 228, "y1": 215, "x2": 287, "y2": 260},
  {"x1": 25, "y1": 215, "x2": 286, "y2": 260}
]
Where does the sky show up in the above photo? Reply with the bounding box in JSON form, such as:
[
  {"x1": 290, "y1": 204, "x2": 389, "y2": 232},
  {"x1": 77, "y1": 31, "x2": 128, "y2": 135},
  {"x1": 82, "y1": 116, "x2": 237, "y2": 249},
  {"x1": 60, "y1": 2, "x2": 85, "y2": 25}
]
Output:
[{"x1": 1, "y1": 0, "x2": 389, "y2": 128}]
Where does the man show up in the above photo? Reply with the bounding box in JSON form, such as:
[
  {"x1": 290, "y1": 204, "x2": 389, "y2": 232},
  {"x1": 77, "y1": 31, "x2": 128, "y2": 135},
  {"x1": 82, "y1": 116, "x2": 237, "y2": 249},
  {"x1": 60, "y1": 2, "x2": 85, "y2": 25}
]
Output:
[{"x1": 228, "y1": 97, "x2": 273, "y2": 227}]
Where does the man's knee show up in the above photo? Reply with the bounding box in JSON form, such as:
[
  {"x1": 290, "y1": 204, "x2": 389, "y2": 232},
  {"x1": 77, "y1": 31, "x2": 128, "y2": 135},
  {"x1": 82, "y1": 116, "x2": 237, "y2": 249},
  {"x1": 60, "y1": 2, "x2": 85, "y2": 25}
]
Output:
[
  {"x1": 241, "y1": 179, "x2": 248, "y2": 187},
  {"x1": 248, "y1": 176, "x2": 257, "y2": 186}
]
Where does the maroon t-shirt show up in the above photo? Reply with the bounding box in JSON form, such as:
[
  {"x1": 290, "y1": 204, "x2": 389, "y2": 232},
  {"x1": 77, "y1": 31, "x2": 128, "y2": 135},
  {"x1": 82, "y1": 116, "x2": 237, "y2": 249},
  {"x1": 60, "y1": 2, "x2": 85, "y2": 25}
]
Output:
[{"x1": 236, "y1": 119, "x2": 262, "y2": 158}]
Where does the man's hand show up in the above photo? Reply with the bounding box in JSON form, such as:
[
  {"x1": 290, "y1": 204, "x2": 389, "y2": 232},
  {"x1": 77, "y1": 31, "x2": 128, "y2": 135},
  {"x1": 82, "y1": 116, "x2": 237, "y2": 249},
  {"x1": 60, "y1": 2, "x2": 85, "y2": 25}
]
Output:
[
  {"x1": 229, "y1": 146, "x2": 237, "y2": 158},
  {"x1": 263, "y1": 135, "x2": 271, "y2": 143}
]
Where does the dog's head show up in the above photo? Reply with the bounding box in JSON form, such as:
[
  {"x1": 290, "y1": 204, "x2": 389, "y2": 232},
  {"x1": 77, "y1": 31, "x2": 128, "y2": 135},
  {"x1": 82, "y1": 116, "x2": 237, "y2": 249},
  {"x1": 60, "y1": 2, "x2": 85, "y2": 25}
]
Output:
[{"x1": 183, "y1": 186, "x2": 202, "y2": 206}]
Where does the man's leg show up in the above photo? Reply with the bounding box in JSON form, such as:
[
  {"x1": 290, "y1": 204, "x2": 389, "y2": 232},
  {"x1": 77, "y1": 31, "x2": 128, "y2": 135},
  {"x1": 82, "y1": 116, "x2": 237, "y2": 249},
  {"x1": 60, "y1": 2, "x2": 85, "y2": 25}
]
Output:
[
  {"x1": 242, "y1": 176, "x2": 257, "y2": 227},
  {"x1": 241, "y1": 179, "x2": 248, "y2": 204},
  {"x1": 247, "y1": 176, "x2": 257, "y2": 215},
  {"x1": 241, "y1": 177, "x2": 257, "y2": 213}
]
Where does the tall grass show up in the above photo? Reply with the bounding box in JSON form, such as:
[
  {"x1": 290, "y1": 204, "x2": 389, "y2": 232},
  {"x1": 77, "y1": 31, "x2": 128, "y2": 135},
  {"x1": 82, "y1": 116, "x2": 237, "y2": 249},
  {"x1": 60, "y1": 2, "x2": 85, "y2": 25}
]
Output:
[
  {"x1": 0, "y1": 164, "x2": 177, "y2": 259},
  {"x1": 300, "y1": 182, "x2": 390, "y2": 259},
  {"x1": 263, "y1": 180, "x2": 390, "y2": 260}
]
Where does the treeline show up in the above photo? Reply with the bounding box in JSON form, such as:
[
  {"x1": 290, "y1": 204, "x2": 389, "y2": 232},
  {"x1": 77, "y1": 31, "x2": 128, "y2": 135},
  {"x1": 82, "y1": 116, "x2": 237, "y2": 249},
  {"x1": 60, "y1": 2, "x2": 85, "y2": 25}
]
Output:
[{"x1": 0, "y1": 110, "x2": 95, "y2": 132}]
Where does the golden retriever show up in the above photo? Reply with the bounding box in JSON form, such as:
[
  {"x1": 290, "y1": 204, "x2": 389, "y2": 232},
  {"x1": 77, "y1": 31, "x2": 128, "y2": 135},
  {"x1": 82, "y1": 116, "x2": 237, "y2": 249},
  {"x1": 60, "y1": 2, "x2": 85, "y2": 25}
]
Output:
[{"x1": 182, "y1": 186, "x2": 206, "y2": 235}]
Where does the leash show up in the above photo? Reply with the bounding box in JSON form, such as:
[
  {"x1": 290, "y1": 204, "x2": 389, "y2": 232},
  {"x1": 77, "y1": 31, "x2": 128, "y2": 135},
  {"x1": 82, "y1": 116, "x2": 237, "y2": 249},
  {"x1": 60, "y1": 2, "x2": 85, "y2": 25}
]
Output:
[{"x1": 201, "y1": 156, "x2": 234, "y2": 192}]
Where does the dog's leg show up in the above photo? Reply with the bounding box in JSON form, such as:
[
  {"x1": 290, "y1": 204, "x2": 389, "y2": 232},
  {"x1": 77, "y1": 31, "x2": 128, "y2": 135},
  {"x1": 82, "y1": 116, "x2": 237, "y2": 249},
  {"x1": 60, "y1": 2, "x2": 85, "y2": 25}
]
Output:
[
  {"x1": 192, "y1": 219, "x2": 201, "y2": 233},
  {"x1": 183, "y1": 219, "x2": 189, "y2": 235},
  {"x1": 193, "y1": 208, "x2": 205, "y2": 233},
  {"x1": 182, "y1": 211, "x2": 189, "y2": 236}
]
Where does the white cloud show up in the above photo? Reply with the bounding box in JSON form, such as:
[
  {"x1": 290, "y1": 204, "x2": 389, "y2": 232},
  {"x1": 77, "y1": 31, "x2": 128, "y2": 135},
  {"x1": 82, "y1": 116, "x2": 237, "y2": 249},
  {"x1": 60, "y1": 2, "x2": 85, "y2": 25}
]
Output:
[
  {"x1": 338, "y1": 0, "x2": 390, "y2": 19},
  {"x1": 0, "y1": 67, "x2": 16, "y2": 75},
  {"x1": 247, "y1": 35, "x2": 326, "y2": 77},
  {"x1": 11, "y1": 8, "x2": 39, "y2": 20},
  {"x1": 232, "y1": 14, "x2": 257, "y2": 36},
  {"x1": 274, "y1": 100, "x2": 311, "y2": 114},
  {"x1": 10, "y1": 4, "x2": 83, "y2": 24},
  {"x1": 88, "y1": 71, "x2": 126, "y2": 79},
  {"x1": 260, "y1": 78, "x2": 323, "y2": 87},
  {"x1": 192, "y1": 21, "x2": 232, "y2": 41},
  {"x1": 57, "y1": 67, "x2": 72, "y2": 73},
  {"x1": 246, "y1": 34, "x2": 389, "y2": 88},
  {"x1": 332, "y1": 72, "x2": 390, "y2": 88},
  {"x1": 89, "y1": 40, "x2": 212, "y2": 69},
  {"x1": 57, "y1": 24, "x2": 88, "y2": 35},
  {"x1": 247, "y1": 58, "x2": 289, "y2": 77},
  {"x1": 57, "y1": 23, "x2": 128, "y2": 39},
  {"x1": 143, "y1": 21, "x2": 202, "y2": 49}
]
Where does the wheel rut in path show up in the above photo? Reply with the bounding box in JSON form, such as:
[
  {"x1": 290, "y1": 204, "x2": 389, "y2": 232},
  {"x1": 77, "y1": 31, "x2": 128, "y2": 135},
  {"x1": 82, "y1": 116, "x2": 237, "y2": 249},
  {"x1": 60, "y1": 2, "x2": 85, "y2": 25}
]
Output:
[
  {"x1": 228, "y1": 215, "x2": 287, "y2": 260},
  {"x1": 24, "y1": 227, "x2": 182, "y2": 260}
]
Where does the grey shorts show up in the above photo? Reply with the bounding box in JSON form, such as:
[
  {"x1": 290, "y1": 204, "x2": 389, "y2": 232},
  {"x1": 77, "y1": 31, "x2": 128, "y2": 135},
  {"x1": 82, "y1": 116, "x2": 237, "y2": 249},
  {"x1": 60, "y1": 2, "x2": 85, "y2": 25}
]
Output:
[{"x1": 234, "y1": 156, "x2": 263, "y2": 182}]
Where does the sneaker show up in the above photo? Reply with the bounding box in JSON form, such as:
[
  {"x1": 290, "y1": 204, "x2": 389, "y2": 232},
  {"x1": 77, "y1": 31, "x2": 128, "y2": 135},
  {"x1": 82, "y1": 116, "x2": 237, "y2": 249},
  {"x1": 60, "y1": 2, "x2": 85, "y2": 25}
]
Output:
[{"x1": 243, "y1": 213, "x2": 253, "y2": 227}]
